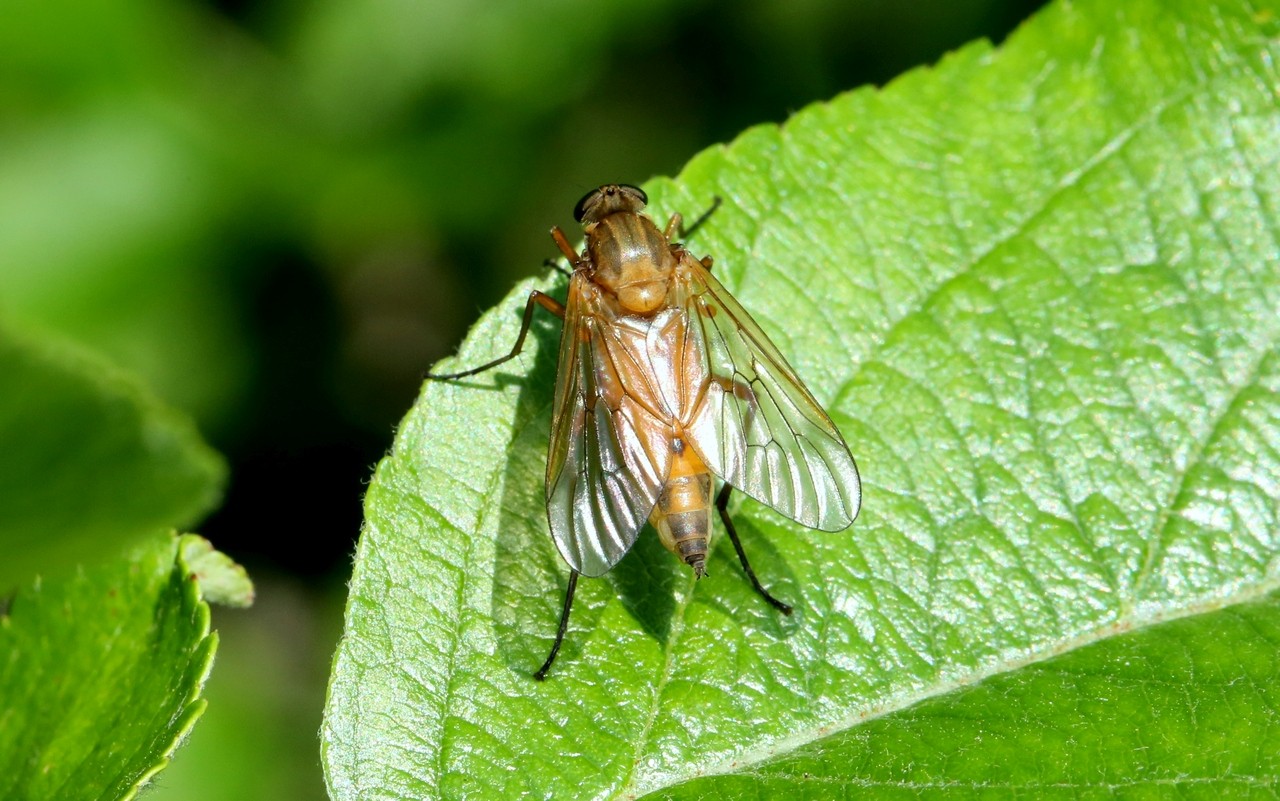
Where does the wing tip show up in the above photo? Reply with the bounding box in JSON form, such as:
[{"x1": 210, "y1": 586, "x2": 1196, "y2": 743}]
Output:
[
  {"x1": 818, "y1": 461, "x2": 862, "y2": 531},
  {"x1": 841, "y1": 462, "x2": 863, "y2": 527}
]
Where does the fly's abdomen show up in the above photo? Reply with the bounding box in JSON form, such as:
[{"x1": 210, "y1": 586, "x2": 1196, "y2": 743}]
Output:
[{"x1": 651, "y1": 440, "x2": 713, "y2": 577}]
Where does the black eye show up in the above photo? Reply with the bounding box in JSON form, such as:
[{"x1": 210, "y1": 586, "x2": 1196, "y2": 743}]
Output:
[
  {"x1": 573, "y1": 189, "x2": 597, "y2": 223},
  {"x1": 621, "y1": 184, "x2": 648, "y2": 205}
]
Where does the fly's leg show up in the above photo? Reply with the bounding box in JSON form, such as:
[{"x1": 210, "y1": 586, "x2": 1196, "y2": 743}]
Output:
[
  {"x1": 550, "y1": 225, "x2": 581, "y2": 262},
  {"x1": 664, "y1": 213, "x2": 683, "y2": 241},
  {"x1": 428, "y1": 224, "x2": 582, "y2": 380},
  {"x1": 663, "y1": 196, "x2": 723, "y2": 241},
  {"x1": 682, "y1": 196, "x2": 722, "y2": 238},
  {"x1": 542, "y1": 257, "x2": 572, "y2": 278},
  {"x1": 716, "y1": 484, "x2": 792, "y2": 615},
  {"x1": 425, "y1": 290, "x2": 565, "y2": 380},
  {"x1": 541, "y1": 224, "x2": 586, "y2": 278},
  {"x1": 534, "y1": 569, "x2": 580, "y2": 680}
]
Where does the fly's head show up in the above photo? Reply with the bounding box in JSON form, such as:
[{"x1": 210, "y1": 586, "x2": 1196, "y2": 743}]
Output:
[{"x1": 574, "y1": 184, "x2": 648, "y2": 226}]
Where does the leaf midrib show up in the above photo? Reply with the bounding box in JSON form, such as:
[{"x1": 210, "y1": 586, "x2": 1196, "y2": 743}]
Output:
[{"x1": 655, "y1": 577, "x2": 1280, "y2": 797}]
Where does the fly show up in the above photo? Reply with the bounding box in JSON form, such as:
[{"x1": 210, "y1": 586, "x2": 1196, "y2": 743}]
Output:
[{"x1": 428, "y1": 184, "x2": 861, "y2": 679}]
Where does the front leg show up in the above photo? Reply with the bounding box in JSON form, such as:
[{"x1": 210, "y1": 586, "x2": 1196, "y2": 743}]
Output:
[
  {"x1": 550, "y1": 226, "x2": 581, "y2": 264},
  {"x1": 664, "y1": 196, "x2": 723, "y2": 240},
  {"x1": 426, "y1": 290, "x2": 565, "y2": 380}
]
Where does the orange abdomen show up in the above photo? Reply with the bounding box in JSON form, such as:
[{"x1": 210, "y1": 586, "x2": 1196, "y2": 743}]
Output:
[{"x1": 650, "y1": 436, "x2": 713, "y2": 577}]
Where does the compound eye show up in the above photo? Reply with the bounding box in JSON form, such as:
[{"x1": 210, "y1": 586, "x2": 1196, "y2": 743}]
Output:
[
  {"x1": 620, "y1": 184, "x2": 648, "y2": 206},
  {"x1": 572, "y1": 189, "x2": 598, "y2": 223}
]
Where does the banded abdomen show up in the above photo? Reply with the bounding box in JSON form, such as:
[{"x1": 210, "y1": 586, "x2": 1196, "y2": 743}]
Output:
[{"x1": 650, "y1": 436, "x2": 713, "y2": 577}]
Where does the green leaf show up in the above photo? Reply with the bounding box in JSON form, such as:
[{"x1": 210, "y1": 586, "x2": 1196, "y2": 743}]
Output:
[
  {"x1": 180, "y1": 535, "x2": 256, "y2": 609},
  {"x1": 0, "y1": 533, "x2": 245, "y2": 801},
  {"x1": 661, "y1": 589, "x2": 1280, "y2": 799},
  {"x1": 323, "y1": 0, "x2": 1280, "y2": 798},
  {"x1": 0, "y1": 323, "x2": 225, "y2": 587}
]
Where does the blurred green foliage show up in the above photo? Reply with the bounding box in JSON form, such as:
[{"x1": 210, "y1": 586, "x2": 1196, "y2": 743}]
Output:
[
  {"x1": 0, "y1": 323, "x2": 224, "y2": 585},
  {"x1": 0, "y1": 0, "x2": 1043, "y2": 439}
]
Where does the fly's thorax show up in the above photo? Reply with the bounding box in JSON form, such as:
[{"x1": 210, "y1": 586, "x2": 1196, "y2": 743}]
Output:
[{"x1": 585, "y1": 211, "x2": 677, "y2": 315}]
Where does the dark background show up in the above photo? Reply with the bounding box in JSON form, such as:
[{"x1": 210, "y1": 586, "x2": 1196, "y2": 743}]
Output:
[{"x1": 0, "y1": 0, "x2": 1045, "y2": 796}]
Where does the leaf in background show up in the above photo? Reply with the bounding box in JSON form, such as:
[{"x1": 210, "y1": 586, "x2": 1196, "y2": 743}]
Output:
[
  {"x1": 323, "y1": 0, "x2": 1280, "y2": 798},
  {"x1": 0, "y1": 323, "x2": 225, "y2": 587},
  {"x1": 0, "y1": 533, "x2": 251, "y2": 801},
  {"x1": 0, "y1": 55, "x2": 254, "y2": 426}
]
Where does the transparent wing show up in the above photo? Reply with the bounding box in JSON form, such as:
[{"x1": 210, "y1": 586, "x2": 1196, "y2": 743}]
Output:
[
  {"x1": 545, "y1": 275, "x2": 672, "y2": 577},
  {"x1": 673, "y1": 255, "x2": 861, "y2": 530}
]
